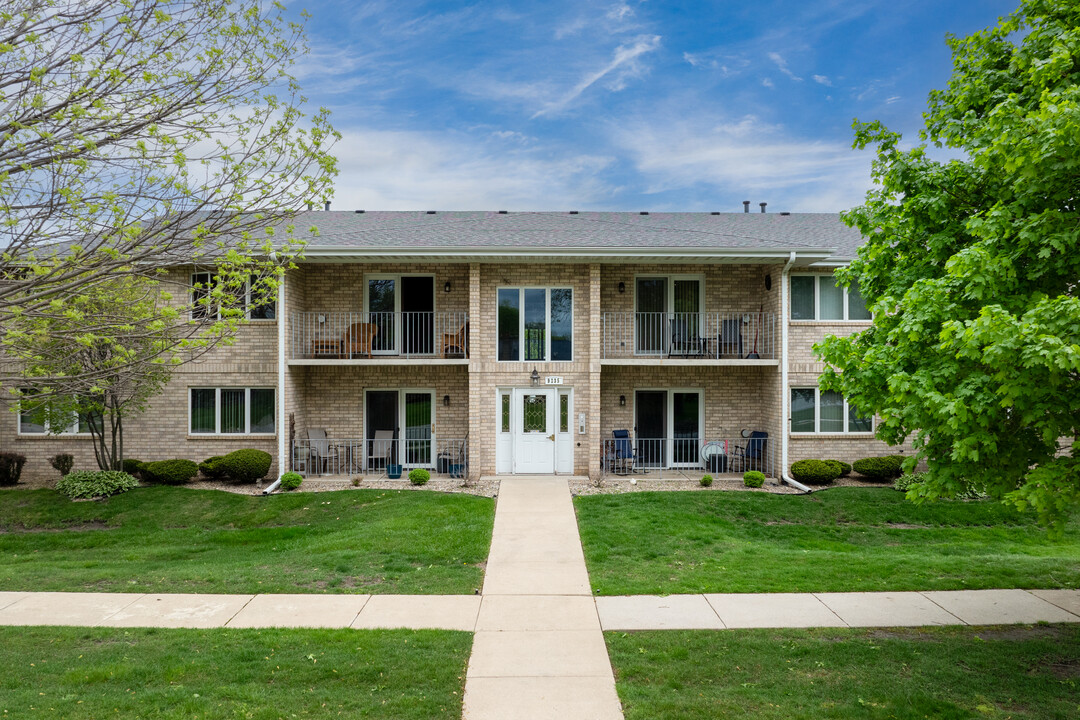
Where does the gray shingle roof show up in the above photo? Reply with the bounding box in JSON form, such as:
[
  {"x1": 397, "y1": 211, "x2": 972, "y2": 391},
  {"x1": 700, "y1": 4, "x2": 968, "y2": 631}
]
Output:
[{"x1": 297, "y1": 211, "x2": 865, "y2": 261}]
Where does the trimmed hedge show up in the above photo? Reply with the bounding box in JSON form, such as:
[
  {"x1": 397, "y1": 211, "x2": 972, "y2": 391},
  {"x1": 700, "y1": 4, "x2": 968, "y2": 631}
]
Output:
[
  {"x1": 827, "y1": 460, "x2": 852, "y2": 477},
  {"x1": 56, "y1": 470, "x2": 138, "y2": 499},
  {"x1": 280, "y1": 472, "x2": 303, "y2": 490},
  {"x1": 0, "y1": 452, "x2": 27, "y2": 486},
  {"x1": 790, "y1": 459, "x2": 842, "y2": 485},
  {"x1": 49, "y1": 453, "x2": 74, "y2": 477},
  {"x1": 409, "y1": 468, "x2": 431, "y2": 486},
  {"x1": 142, "y1": 459, "x2": 199, "y2": 486},
  {"x1": 743, "y1": 471, "x2": 765, "y2": 488},
  {"x1": 700, "y1": 474, "x2": 714, "y2": 487},
  {"x1": 122, "y1": 459, "x2": 144, "y2": 479},
  {"x1": 217, "y1": 449, "x2": 273, "y2": 483},
  {"x1": 199, "y1": 456, "x2": 229, "y2": 480},
  {"x1": 853, "y1": 455, "x2": 905, "y2": 482}
]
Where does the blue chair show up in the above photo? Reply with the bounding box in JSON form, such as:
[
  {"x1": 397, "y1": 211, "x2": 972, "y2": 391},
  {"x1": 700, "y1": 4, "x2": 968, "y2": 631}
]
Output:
[
  {"x1": 611, "y1": 429, "x2": 636, "y2": 475},
  {"x1": 733, "y1": 431, "x2": 768, "y2": 473}
]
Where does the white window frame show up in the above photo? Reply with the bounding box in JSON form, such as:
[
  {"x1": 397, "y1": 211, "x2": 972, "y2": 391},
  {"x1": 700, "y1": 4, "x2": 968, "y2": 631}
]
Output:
[
  {"x1": 189, "y1": 387, "x2": 276, "y2": 436},
  {"x1": 790, "y1": 273, "x2": 870, "y2": 321},
  {"x1": 789, "y1": 387, "x2": 874, "y2": 434},
  {"x1": 16, "y1": 397, "x2": 92, "y2": 436},
  {"x1": 496, "y1": 286, "x2": 574, "y2": 363},
  {"x1": 190, "y1": 273, "x2": 277, "y2": 322}
]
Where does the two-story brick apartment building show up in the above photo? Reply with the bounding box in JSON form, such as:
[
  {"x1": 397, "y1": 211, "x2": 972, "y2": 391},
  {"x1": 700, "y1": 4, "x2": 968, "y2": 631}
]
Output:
[{"x1": 2, "y1": 210, "x2": 897, "y2": 484}]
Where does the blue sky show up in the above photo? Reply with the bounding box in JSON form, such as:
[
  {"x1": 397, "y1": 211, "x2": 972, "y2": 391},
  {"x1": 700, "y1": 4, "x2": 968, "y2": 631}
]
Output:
[{"x1": 290, "y1": 0, "x2": 1017, "y2": 213}]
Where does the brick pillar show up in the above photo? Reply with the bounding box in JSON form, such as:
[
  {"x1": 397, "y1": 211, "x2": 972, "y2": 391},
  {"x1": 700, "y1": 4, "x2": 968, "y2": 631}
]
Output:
[
  {"x1": 588, "y1": 264, "x2": 602, "y2": 481},
  {"x1": 467, "y1": 262, "x2": 484, "y2": 481}
]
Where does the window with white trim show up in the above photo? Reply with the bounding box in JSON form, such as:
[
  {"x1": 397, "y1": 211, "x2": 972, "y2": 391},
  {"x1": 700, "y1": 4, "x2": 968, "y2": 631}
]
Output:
[
  {"x1": 190, "y1": 273, "x2": 276, "y2": 321},
  {"x1": 190, "y1": 388, "x2": 275, "y2": 434},
  {"x1": 790, "y1": 387, "x2": 873, "y2": 433},
  {"x1": 18, "y1": 391, "x2": 99, "y2": 435},
  {"x1": 791, "y1": 274, "x2": 870, "y2": 320},
  {"x1": 497, "y1": 287, "x2": 573, "y2": 361}
]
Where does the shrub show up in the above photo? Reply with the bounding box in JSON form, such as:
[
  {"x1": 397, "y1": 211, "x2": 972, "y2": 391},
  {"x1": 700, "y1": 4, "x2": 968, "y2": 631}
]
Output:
[
  {"x1": 743, "y1": 470, "x2": 766, "y2": 488},
  {"x1": 217, "y1": 449, "x2": 273, "y2": 483},
  {"x1": 48, "y1": 453, "x2": 74, "y2": 477},
  {"x1": 790, "y1": 459, "x2": 842, "y2": 485},
  {"x1": 827, "y1": 460, "x2": 852, "y2": 477},
  {"x1": 142, "y1": 459, "x2": 199, "y2": 485},
  {"x1": 0, "y1": 452, "x2": 27, "y2": 486},
  {"x1": 409, "y1": 468, "x2": 430, "y2": 486},
  {"x1": 852, "y1": 455, "x2": 905, "y2": 482},
  {"x1": 56, "y1": 470, "x2": 138, "y2": 500},
  {"x1": 122, "y1": 459, "x2": 144, "y2": 479},
  {"x1": 699, "y1": 474, "x2": 713, "y2": 487},
  {"x1": 280, "y1": 472, "x2": 303, "y2": 490},
  {"x1": 199, "y1": 456, "x2": 228, "y2": 480},
  {"x1": 894, "y1": 472, "x2": 926, "y2": 492}
]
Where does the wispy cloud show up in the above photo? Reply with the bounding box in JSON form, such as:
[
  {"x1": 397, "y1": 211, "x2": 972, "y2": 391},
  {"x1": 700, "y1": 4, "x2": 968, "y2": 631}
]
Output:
[
  {"x1": 606, "y1": 3, "x2": 635, "y2": 22},
  {"x1": 532, "y1": 34, "x2": 662, "y2": 117},
  {"x1": 812, "y1": 74, "x2": 832, "y2": 86},
  {"x1": 762, "y1": 77, "x2": 774, "y2": 88},
  {"x1": 683, "y1": 50, "x2": 750, "y2": 77},
  {"x1": 768, "y1": 52, "x2": 803, "y2": 82}
]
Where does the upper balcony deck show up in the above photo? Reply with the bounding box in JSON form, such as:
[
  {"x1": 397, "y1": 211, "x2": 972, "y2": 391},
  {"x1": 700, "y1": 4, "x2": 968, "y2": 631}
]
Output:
[{"x1": 289, "y1": 311, "x2": 469, "y2": 364}]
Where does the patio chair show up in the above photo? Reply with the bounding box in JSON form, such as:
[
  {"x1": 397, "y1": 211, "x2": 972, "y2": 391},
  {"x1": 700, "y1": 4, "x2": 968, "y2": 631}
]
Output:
[
  {"x1": 343, "y1": 322, "x2": 377, "y2": 359},
  {"x1": 307, "y1": 428, "x2": 337, "y2": 475},
  {"x1": 732, "y1": 431, "x2": 768, "y2": 473},
  {"x1": 441, "y1": 321, "x2": 468, "y2": 358},
  {"x1": 718, "y1": 318, "x2": 744, "y2": 358},
  {"x1": 610, "y1": 429, "x2": 636, "y2": 475},
  {"x1": 449, "y1": 432, "x2": 468, "y2": 479},
  {"x1": 371, "y1": 429, "x2": 394, "y2": 472},
  {"x1": 669, "y1": 315, "x2": 705, "y2": 357}
]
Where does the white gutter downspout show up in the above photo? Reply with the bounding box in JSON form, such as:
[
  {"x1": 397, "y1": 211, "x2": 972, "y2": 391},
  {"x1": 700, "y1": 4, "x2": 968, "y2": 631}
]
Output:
[
  {"x1": 270, "y1": 267, "x2": 287, "y2": 495},
  {"x1": 780, "y1": 251, "x2": 812, "y2": 493}
]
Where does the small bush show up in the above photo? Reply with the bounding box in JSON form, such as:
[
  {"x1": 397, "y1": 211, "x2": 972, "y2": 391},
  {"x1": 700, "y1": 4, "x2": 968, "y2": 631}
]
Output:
[
  {"x1": 280, "y1": 472, "x2": 303, "y2": 490},
  {"x1": 351, "y1": 477, "x2": 362, "y2": 487},
  {"x1": 142, "y1": 459, "x2": 199, "y2": 486},
  {"x1": 0, "y1": 452, "x2": 27, "y2": 486},
  {"x1": 826, "y1": 460, "x2": 852, "y2": 477},
  {"x1": 409, "y1": 468, "x2": 430, "y2": 486},
  {"x1": 895, "y1": 472, "x2": 926, "y2": 492},
  {"x1": 743, "y1": 470, "x2": 766, "y2": 488},
  {"x1": 199, "y1": 456, "x2": 228, "y2": 480},
  {"x1": 217, "y1": 449, "x2": 273, "y2": 483},
  {"x1": 852, "y1": 455, "x2": 905, "y2": 482},
  {"x1": 699, "y1": 474, "x2": 713, "y2": 487},
  {"x1": 49, "y1": 453, "x2": 75, "y2": 477},
  {"x1": 790, "y1": 459, "x2": 842, "y2": 485},
  {"x1": 122, "y1": 459, "x2": 144, "y2": 479},
  {"x1": 56, "y1": 470, "x2": 138, "y2": 500}
]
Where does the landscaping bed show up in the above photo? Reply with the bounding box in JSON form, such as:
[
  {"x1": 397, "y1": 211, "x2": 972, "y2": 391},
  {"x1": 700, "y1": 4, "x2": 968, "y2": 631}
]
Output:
[
  {"x1": 575, "y1": 487, "x2": 1080, "y2": 595},
  {"x1": 0, "y1": 626, "x2": 470, "y2": 719},
  {"x1": 607, "y1": 625, "x2": 1080, "y2": 720},
  {"x1": 0, "y1": 486, "x2": 493, "y2": 595}
]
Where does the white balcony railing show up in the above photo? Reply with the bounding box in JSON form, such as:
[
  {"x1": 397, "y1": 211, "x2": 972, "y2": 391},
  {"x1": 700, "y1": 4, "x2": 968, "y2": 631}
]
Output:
[
  {"x1": 601, "y1": 312, "x2": 776, "y2": 360},
  {"x1": 290, "y1": 311, "x2": 468, "y2": 360},
  {"x1": 600, "y1": 435, "x2": 773, "y2": 480},
  {"x1": 292, "y1": 436, "x2": 468, "y2": 477}
]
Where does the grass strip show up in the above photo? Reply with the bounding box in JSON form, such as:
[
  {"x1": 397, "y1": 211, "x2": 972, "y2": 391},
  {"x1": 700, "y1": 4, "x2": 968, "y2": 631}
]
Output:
[
  {"x1": 0, "y1": 487, "x2": 493, "y2": 594},
  {"x1": 575, "y1": 487, "x2": 1080, "y2": 595},
  {"x1": 607, "y1": 625, "x2": 1080, "y2": 719}
]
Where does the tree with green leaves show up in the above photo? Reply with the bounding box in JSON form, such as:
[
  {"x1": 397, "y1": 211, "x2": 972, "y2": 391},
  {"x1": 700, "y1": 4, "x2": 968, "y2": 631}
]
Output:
[
  {"x1": 1, "y1": 0, "x2": 338, "y2": 459},
  {"x1": 818, "y1": 0, "x2": 1080, "y2": 531}
]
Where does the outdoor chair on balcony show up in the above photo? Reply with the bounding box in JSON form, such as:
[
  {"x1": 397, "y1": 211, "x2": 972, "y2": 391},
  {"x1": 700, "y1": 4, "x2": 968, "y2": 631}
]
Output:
[
  {"x1": 718, "y1": 318, "x2": 744, "y2": 358},
  {"x1": 607, "y1": 429, "x2": 636, "y2": 475},
  {"x1": 669, "y1": 316, "x2": 705, "y2": 357},
  {"x1": 441, "y1": 322, "x2": 468, "y2": 358},
  {"x1": 732, "y1": 431, "x2": 768, "y2": 473},
  {"x1": 343, "y1": 322, "x2": 377, "y2": 359},
  {"x1": 306, "y1": 428, "x2": 337, "y2": 475}
]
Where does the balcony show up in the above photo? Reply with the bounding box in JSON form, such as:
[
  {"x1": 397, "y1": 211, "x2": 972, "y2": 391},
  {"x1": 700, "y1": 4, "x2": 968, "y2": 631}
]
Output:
[
  {"x1": 292, "y1": 436, "x2": 468, "y2": 477},
  {"x1": 600, "y1": 435, "x2": 775, "y2": 480},
  {"x1": 601, "y1": 312, "x2": 777, "y2": 363},
  {"x1": 290, "y1": 311, "x2": 468, "y2": 363}
]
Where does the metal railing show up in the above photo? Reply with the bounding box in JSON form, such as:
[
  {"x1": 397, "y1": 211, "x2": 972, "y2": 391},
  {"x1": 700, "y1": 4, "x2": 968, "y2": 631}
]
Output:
[
  {"x1": 292, "y1": 436, "x2": 469, "y2": 477},
  {"x1": 290, "y1": 311, "x2": 469, "y2": 359},
  {"x1": 601, "y1": 312, "x2": 776, "y2": 360},
  {"x1": 600, "y1": 436, "x2": 774, "y2": 480}
]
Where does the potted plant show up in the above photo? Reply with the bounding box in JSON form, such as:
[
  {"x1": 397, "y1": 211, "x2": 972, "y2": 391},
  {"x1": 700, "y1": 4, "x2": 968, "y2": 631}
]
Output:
[{"x1": 387, "y1": 463, "x2": 403, "y2": 479}]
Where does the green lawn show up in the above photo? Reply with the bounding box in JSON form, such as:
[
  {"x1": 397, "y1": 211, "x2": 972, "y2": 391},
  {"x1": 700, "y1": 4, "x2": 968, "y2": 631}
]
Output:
[
  {"x1": 0, "y1": 486, "x2": 493, "y2": 594},
  {"x1": 607, "y1": 625, "x2": 1080, "y2": 720},
  {"x1": 0, "y1": 626, "x2": 469, "y2": 719},
  {"x1": 575, "y1": 487, "x2": 1080, "y2": 595}
]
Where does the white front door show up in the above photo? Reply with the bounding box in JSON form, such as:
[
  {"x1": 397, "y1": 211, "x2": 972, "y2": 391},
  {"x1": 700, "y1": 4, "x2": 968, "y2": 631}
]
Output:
[{"x1": 513, "y1": 389, "x2": 556, "y2": 474}]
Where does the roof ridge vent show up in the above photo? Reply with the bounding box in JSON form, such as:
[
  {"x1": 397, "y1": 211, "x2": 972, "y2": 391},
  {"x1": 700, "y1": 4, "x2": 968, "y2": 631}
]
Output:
[
  {"x1": 355, "y1": 209, "x2": 365, "y2": 213},
  {"x1": 639, "y1": 211, "x2": 649, "y2": 215},
  {"x1": 426, "y1": 210, "x2": 436, "y2": 214},
  {"x1": 498, "y1": 210, "x2": 508, "y2": 214},
  {"x1": 569, "y1": 210, "x2": 579, "y2": 214},
  {"x1": 710, "y1": 211, "x2": 720, "y2": 215}
]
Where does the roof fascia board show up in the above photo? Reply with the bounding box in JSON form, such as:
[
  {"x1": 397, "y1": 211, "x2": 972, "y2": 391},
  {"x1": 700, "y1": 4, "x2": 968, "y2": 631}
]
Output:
[{"x1": 299, "y1": 246, "x2": 836, "y2": 262}]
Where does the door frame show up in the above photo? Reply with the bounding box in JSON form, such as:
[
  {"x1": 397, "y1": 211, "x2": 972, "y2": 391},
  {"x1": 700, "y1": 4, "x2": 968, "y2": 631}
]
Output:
[
  {"x1": 633, "y1": 387, "x2": 704, "y2": 469},
  {"x1": 363, "y1": 388, "x2": 436, "y2": 469},
  {"x1": 633, "y1": 274, "x2": 704, "y2": 355},
  {"x1": 495, "y1": 387, "x2": 568, "y2": 474},
  {"x1": 364, "y1": 273, "x2": 436, "y2": 356}
]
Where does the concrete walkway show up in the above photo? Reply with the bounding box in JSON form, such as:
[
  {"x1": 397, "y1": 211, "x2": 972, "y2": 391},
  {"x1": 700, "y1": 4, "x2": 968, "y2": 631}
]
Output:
[{"x1": 463, "y1": 476, "x2": 623, "y2": 720}]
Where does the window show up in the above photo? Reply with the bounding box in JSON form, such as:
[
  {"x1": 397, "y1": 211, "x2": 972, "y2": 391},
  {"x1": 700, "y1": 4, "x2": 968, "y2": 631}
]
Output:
[
  {"x1": 18, "y1": 392, "x2": 98, "y2": 435},
  {"x1": 791, "y1": 274, "x2": 870, "y2": 321},
  {"x1": 497, "y1": 287, "x2": 573, "y2": 361},
  {"x1": 190, "y1": 388, "x2": 275, "y2": 434},
  {"x1": 790, "y1": 388, "x2": 873, "y2": 433},
  {"x1": 190, "y1": 273, "x2": 276, "y2": 321}
]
